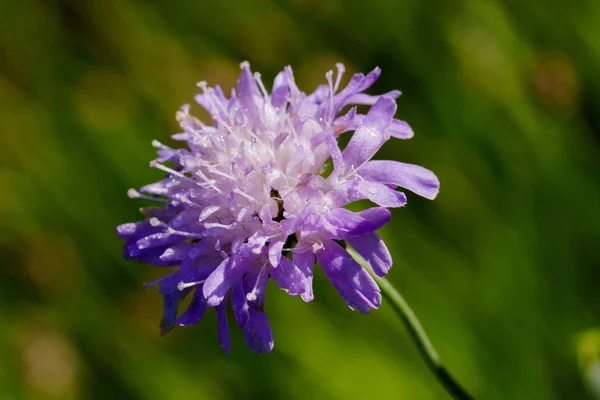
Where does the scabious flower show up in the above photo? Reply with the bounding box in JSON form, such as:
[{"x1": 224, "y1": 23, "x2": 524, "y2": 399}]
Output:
[{"x1": 117, "y1": 62, "x2": 439, "y2": 354}]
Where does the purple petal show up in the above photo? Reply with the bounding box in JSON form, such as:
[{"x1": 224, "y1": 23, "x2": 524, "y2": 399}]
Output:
[
  {"x1": 388, "y1": 119, "x2": 414, "y2": 139},
  {"x1": 271, "y1": 257, "x2": 309, "y2": 297},
  {"x1": 342, "y1": 97, "x2": 397, "y2": 171},
  {"x1": 356, "y1": 180, "x2": 407, "y2": 208},
  {"x1": 203, "y1": 255, "x2": 250, "y2": 306},
  {"x1": 271, "y1": 71, "x2": 289, "y2": 108},
  {"x1": 347, "y1": 233, "x2": 392, "y2": 277},
  {"x1": 242, "y1": 265, "x2": 269, "y2": 307},
  {"x1": 231, "y1": 283, "x2": 249, "y2": 327},
  {"x1": 176, "y1": 289, "x2": 207, "y2": 326},
  {"x1": 215, "y1": 301, "x2": 231, "y2": 355},
  {"x1": 134, "y1": 231, "x2": 188, "y2": 254},
  {"x1": 316, "y1": 240, "x2": 381, "y2": 313},
  {"x1": 268, "y1": 238, "x2": 285, "y2": 268},
  {"x1": 321, "y1": 129, "x2": 344, "y2": 172},
  {"x1": 293, "y1": 250, "x2": 315, "y2": 302},
  {"x1": 358, "y1": 160, "x2": 440, "y2": 200},
  {"x1": 344, "y1": 90, "x2": 401, "y2": 106},
  {"x1": 243, "y1": 308, "x2": 274, "y2": 354},
  {"x1": 323, "y1": 207, "x2": 391, "y2": 239},
  {"x1": 238, "y1": 62, "x2": 261, "y2": 122},
  {"x1": 159, "y1": 291, "x2": 188, "y2": 335}
]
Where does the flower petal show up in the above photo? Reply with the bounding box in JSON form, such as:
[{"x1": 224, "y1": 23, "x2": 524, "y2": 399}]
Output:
[
  {"x1": 293, "y1": 250, "x2": 315, "y2": 302},
  {"x1": 323, "y1": 207, "x2": 391, "y2": 239},
  {"x1": 176, "y1": 289, "x2": 207, "y2": 326},
  {"x1": 243, "y1": 308, "x2": 274, "y2": 354},
  {"x1": 238, "y1": 61, "x2": 262, "y2": 122},
  {"x1": 387, "y1": 119, "x2": 414, "y2": 139},
  {"x1": 356, "y1": 180, "x2": 407, "y2": 208},
  {"x1": 347, "y1": 233, "x2": 392, "y2": 277},
  {"x1": 159, "y1": 290, "x2": 189, "y2": 335},
  {"x1": 271, "y1": 71, "x2": 289, "y2": 108},
  {"x1": 316, "y1": 240, "x2": 381, "y2": 313},
  {"x1": 231, "y1": 283, "x2": 249, "y2": 327},
  {"x1": 342, "y1": 97, "x2": 397, "y2": 171},
  {"x1": 358, "y1": 160, "x2": 440, "y2": 200},
  {"x1": 271, "y1": 257, "x2": 309, "y2": 297},
  {"x1": 215, "y1": 301, "x2": 231, "y2": 355},
  {"x1": 203, "y1": 255, "x2": 250, "y2": 306}
]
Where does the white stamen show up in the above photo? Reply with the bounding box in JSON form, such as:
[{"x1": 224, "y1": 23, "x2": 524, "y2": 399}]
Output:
[
  {"x1": 326, "y1": 70, "x2": 335, "y2": 122},
  {"x1": 206, "y1": 166, "x2": 235, "y2": 181},
  {"x1": 149, "y1": 217, "x2": 161, "y2": 227},
  {"x1": 152, "y1": 139, "x2": 165, "y2": 148},
  {"x1": 195, "y1": 169, "x2": 222, "y2": 193},
  {"x1": 233, "y1": 188, "x2": 259, "y2": 204},
  {"x1": 203, "y1": 222, "x2": 234, "y2": 229},
  {"x1": 150, "y1": 161, "x2": 203, "y2": 187},
  {"x1": 253, "y1": 72, "x2": 269, "y2": 98},
  {"x1": 177, "y1": 280, "x2": 205, "y2": 291},
  {"x1": 334, "y1": 63, "x2": 345, "y2": 93},
  {"x1": 127, "y1": 188, "x2": 168, "y2": 203},
  {"x1": 212, "y1": 114, "x2": 235, "y2": 135},
  {"x1": 245, "y1": 267, "x2": 266, "y2": 302}
]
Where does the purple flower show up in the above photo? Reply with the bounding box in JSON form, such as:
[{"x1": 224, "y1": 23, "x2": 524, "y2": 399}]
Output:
[{"x1": 117, "y1": 62, "x2": 439, "y2": 354}]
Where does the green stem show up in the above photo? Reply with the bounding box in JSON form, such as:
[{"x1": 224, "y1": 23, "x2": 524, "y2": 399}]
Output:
[{"x1": 373, "y1": 275, "x2": 475, "y2": 400}]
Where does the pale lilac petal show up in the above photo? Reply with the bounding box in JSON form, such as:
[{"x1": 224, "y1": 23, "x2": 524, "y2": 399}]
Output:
[
  {"x1": 323, "y1": 207, "x2": 391, "y2": 239},
  {"x1": 342, "y1": 97, "x2": 397, "y2": 171},
  {"x1": 356, "y1": 181, "x2": 407, "y2": 208},
  {"x1": 388, "y1": 119, "x2": 414, "y2": 139},
  {"x1": 238, "y1": 62, "x2": 261, "y2": 122},
  {"x1": 271, "y1": 71, "x2": 289, "y2": 108},
  {"x1": 344, "y1": 90, "x2": 401, "y2": 106},
  {"x1": 347, "y1": 233, "x2": 392, "y2": 277},
  {"x1": 321, "y1": 129, "x2": 344, "y2": 172},
  {"x1": 268, "y1": 238, "x2": 285, "y2": 268},
  {"x1": 358, "y1": 160, "x2": 440, "y2": 200},
  {"x1": 316, "y1": 240, "x2": 381, "y2": 313}
]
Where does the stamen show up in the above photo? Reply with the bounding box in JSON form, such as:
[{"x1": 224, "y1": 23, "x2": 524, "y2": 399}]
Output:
[
  {"x1": 212, "y1": 114, "x2": 235, "y2": 135},
  {"x1": 233, "y1": 188, "x2": 260, "y2": 204},
  {"x1": 245, "y1": 267, "x2": 266, "y2": 302},
  {"x1": 334, "y1": 63, "x2": 345, "y2": 93},
  {"x1": 195, "y1": 169, "x2": 222, "y2": 193},
  {"x1": 150, "y1": 161, "x2": 201, "y2": 187},
  {"x1": 152, "y1": 139, "x2": 166, "y2": 148},
  {"x1": 254, "y1": 72, "x2": 269, "y2": 98},
  {"x1": 326, "y1": 70, "x2": 335, "y2": 122},
  {"x1": 206, "y1": 166, "x2": 235, "y2": 181},
  {"x1": 127, "y1": 188, "x2": 168, "y2": 203},
  {"x1": 177, "y1": 280, "x2": 206, "y2": 291},
  {"x1": 203, "y1": 222, "x2": 234, "y2": 229}
]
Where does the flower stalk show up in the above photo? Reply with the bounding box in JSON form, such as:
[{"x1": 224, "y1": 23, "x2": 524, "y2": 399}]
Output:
[{"x1": 372, "y1": 274, "x2": 475, "y2": 400}]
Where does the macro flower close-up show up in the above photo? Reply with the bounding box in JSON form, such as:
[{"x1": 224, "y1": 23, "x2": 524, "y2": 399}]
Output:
[
  {"x1": 4, "y1": 1, "x2": 599, "y2": 399},
  {"x1": 117, "y1": 62, "x2": 439, "y2": 354}
]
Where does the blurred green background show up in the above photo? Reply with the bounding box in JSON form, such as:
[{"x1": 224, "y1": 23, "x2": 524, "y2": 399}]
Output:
[{"x1": 1, "y1": 0, "x2": 600, "y2": 399}]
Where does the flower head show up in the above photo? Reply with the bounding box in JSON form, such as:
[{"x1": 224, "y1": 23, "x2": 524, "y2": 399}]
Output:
[{"x1": 117, "y1": 62, "x2": 439, "y2": 354}]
